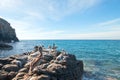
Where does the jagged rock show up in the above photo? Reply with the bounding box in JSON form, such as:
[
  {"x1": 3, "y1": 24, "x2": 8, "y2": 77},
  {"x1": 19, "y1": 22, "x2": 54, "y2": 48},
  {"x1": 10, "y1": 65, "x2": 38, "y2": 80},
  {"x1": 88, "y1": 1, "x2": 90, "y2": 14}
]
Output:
[
  {"x1": 0, "y1": 46, "x2": 84, "y2": 80},
  {"x1": 14, "y1": 72, "x2": 26, "y2": 79},
  {"x1": 11, "y1": 60, "x2": 22, "y2": 68},
  {"x1": 30, "y1": 76, "x2": 38, "y2": 80},
  {"x1": 0, "y1": 58, "x2": 13, "y2": 65},
  {"x1": 47, "y1": 63, "x2": 65, "y2": 74},
  {"x1": 0, "y1": 70, "x2": 9, "y2": 80},
  {"x1": 19, "y1": 68, "x2": 28, "y2": 73},
  {"x1": 8, "y1": 71, "x2": 17, "y2": 80},
  {"x1": 2, "y1": 64, "x2": 19, "y2": 72},
  {"x1": 37, "y1": 74, "x2": 50, "y2": 80},
  {"x1": 0, "y1": 18, "x2": 19, "y2": 43},
  {"x1": 42, "y1": 53, "x2": 53, "y2": 61},
  {"x1": 0, "y1": 63, "x2": 3, "y2": 69}
]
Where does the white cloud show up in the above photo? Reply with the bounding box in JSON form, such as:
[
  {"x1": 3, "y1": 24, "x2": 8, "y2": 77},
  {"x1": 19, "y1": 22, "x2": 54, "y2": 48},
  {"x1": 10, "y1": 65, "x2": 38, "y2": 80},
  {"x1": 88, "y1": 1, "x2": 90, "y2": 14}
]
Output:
[
  {"x1": 22, "y1": 31, "x2": 120, "y2": 40},
  {"x1": 0, "y1": 0, "x2": 101, "y2": 21},
  {"x1": 0, "y1": 0, "x2": 22, "y2": 10},
  {"x1": 2, "y1": 0, "x2": 119, "y2": 40},
  {"x1": 6, "y1": 18, "x2": 44, "y2": 39},
  {"x1": 19, "y1": 30, "x2": 64, "y2": 40},
  {"x1": 21, "y1": 0, "x2": 101, "y2": 20},
  {"x1": 97, "y1": 18, "x2": 120, "y2": 26}
]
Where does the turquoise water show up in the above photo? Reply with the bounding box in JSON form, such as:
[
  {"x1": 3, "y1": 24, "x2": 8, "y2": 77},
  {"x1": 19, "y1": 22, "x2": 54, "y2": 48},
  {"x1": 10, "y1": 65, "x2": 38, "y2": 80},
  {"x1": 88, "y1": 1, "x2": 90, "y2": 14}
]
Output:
[{"x1": 0, "y1": 40, "x2": 120, "y2": 79}]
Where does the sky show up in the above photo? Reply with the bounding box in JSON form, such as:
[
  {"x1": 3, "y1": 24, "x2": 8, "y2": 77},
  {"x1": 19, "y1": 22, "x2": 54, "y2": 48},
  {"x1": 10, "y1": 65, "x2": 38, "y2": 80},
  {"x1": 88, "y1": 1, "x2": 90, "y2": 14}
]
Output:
[{"x1": 0, "y1": 0, "x2": 120, "y2": 40}]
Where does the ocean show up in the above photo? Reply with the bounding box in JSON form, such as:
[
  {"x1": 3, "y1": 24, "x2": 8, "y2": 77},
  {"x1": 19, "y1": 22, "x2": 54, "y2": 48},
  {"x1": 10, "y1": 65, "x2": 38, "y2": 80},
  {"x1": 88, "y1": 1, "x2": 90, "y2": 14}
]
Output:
[{"x1": 0, "y1": 40, "x2": 120, "y2": 80}]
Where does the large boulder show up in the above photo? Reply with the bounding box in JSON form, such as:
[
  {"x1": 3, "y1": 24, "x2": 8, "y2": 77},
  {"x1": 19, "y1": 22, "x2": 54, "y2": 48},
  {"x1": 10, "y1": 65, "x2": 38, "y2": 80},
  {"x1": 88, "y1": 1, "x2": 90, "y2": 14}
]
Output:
[{"x1": 0, "y1": 18, "x2": 19, "y2": 43}]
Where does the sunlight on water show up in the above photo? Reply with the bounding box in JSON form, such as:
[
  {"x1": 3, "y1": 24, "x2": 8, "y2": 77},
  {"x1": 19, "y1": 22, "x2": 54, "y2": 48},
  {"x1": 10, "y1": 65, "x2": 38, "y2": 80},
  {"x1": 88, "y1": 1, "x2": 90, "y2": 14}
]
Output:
[{"x1": 0, "y1": 40, "x2": 120, "y2": 80}]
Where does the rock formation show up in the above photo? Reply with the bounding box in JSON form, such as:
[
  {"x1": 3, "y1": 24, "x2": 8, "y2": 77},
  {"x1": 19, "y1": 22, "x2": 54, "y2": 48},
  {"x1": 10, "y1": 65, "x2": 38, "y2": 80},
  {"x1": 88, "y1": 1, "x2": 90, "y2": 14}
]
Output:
[
  {"x1": 0, "y1": 45, "x2": 83, "y2": 80},
  {"x1": 0, "y1": 18, "x2": 19, "y2": 43},
  {"x1": 0, "y1": 43, "x2": 13, "y2": 50}
]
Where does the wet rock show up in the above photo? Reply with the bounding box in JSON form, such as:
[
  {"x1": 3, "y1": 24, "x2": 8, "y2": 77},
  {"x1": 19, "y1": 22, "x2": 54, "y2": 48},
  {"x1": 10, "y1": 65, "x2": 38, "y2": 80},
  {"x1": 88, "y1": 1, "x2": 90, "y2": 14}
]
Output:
[{"x1": 2, "y1": 64, "x2": 19, "y2": 72}]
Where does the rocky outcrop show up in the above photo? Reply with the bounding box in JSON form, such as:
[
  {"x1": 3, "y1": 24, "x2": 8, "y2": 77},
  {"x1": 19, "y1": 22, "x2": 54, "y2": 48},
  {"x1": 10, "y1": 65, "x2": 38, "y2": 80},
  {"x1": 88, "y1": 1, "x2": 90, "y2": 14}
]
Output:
[
  {"x1": 0, "y1": 43, "x2": 13, "y2": 50},
  {"x1": 0, "y1": 18, "x2": 19, "y2": 43},
  {"x1": 0, "y1": 45, "x2": 83, "y2": 80}
]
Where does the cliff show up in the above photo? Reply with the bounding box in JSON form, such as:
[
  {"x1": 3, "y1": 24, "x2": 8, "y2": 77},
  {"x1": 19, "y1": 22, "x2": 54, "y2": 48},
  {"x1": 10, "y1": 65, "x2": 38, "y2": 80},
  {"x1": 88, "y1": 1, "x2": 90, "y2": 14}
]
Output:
[{"x1": 0, "y1": 18, "x2": 19, "y2": 43}]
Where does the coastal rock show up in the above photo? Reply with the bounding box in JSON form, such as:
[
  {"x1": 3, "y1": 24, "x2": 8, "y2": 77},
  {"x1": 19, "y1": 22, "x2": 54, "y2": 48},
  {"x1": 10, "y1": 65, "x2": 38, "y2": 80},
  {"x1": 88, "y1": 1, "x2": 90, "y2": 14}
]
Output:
[
  {"x1": 0, "y1": 46, "x2": 84, "y2": 80},
  {"x1": 8, "y1": 71, "x2": 17, "y2": 80},
  {"x1": 37, "y1": 74, "x2": 50, "y2": 80},
  {"x1": 0, "y1": 58, "x2": 13, "y2": 65},
  {"x1": 0, "y1": 43, "x2": 13, "y2": 50},
  {"x1": 19, "y1": 68, "x2": 28, "y2": 73},
  {"x1": 0, "y1": 18, "x2": 19, "y2": 43},
  {"x1": 30, "y1": 76, "x2": 38, "y2": 80},
  {"x1": 42, "y1": 53, "x2": 53, "y2": 61},
  {"x1": 0, "y1": 63, "x2": 3, "y2": 69},
  {"x1": 0, "y1": 71, "x2": 9, "y2": 80},
  {"x1": 11, "y1": 60, "x2": 22, "y2": 68},
  {"x1": 15, "y1": 72, "x2": 26, "y2": 78},
  {"x1": 2, "y1": 64, "x2": 19, "y2": 72}
]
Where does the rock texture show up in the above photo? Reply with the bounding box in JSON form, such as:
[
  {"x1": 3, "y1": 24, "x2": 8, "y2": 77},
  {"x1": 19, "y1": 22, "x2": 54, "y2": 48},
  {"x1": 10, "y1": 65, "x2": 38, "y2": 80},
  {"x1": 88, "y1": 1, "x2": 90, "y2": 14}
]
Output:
[
  {"x1": 0, "y1": 45, "x2": 83, "y2": 80},
  {"x1": 0, "y1": 18, "x2": 19, "y2": 42}
]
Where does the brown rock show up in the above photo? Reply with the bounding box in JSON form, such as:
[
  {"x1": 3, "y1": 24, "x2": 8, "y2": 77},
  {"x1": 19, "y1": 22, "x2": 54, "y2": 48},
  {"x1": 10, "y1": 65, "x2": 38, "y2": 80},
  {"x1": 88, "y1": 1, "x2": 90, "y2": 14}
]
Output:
[
  {"x1": 19, "y1": 68, "x2": 28, "y2": 73},
  {"x1": 0, "y1": 58, "x2": 13, "y2": 65},
  {"x1": 8, "y1": 71, "x2": 17, "y2": 80},
  {"x1": 0, "y1": 63, "x2": 3, "y2": 69},
  {"x1": 38, "y1": 75, "x2": 50, "y2": 80},
  {"x1": 47, "y1": 63, "x2": 65, "y2": 74},
  {"x1": 30, "y1": 76, "x2": 38, "y2": 80},
  {"x1": 15, "y1": 72, "x2": 26, "y2": 79},
  {"x1": 0, "y1": 71, "x2": 9, "y2": 80},
  {"x1": 2, "y1": 64, "x2": 19, "y2": 72}
]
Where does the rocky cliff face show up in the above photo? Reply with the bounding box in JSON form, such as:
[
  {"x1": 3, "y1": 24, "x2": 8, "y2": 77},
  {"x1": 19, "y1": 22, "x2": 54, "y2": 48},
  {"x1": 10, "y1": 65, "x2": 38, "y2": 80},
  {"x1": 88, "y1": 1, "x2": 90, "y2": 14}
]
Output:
[{"x1": 0, "y1": 18, "x2": 19, "y2": 42}]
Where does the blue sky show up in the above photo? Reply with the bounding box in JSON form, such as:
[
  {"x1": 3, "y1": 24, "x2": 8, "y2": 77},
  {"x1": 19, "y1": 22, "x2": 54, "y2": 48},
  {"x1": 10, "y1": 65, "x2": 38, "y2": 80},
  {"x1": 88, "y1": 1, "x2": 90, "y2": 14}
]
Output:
[{"x1": 0, "y1": 0, "x2": 120, "y2": 40}]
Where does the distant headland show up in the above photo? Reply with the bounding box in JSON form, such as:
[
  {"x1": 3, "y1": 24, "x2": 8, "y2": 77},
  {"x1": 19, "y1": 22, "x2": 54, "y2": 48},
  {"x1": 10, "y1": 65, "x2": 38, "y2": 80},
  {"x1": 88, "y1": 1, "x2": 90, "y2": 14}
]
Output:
[
  {"x1": 0, "y1": 18, "x2": 19, "y2": 50},
  {"x1": 0, "y1": 18, "x2": 19, "y2": 43}
]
